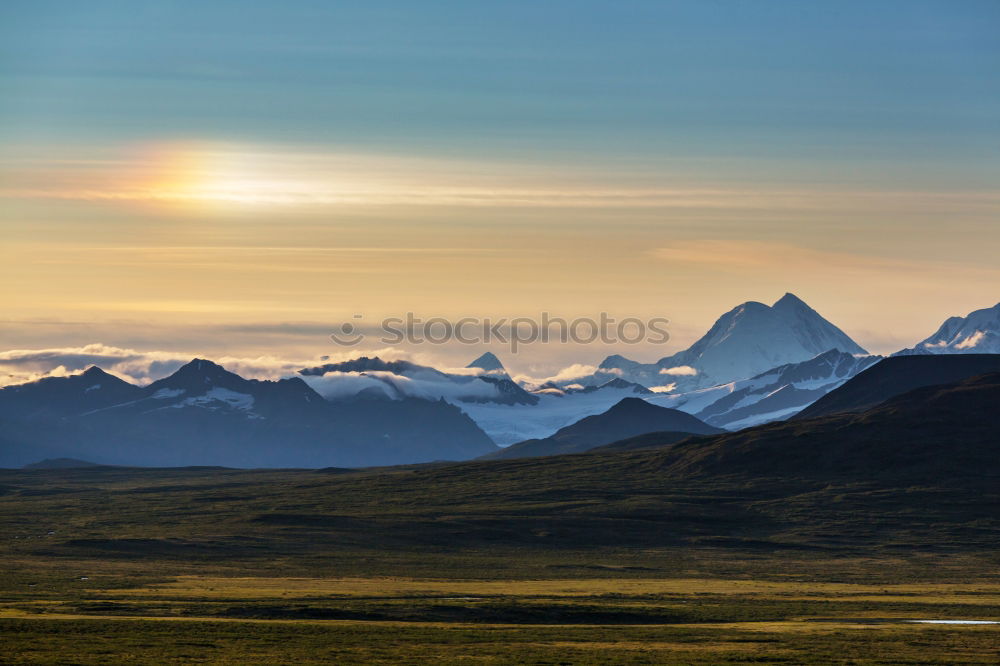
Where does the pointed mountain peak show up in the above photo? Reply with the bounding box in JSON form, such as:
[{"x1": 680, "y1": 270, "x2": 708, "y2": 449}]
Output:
[
  {"x1": 598, "y1": 354, "x2": 644, "y2": 371},
  {"x1": 280, "y1": 376, "x2": 311, "y2": 389},
  {"x1": 177, "y1": 358, "x2": 230, "y2": 375},
  {"x1": 772, "y1": 292, "x2": 809, "y2": 310},
  {"x1": 600, "y1": 397, "x2": 673, "y2": 417},
  {"x1": 595, "y1": 378, "x2": 653, "y2": 394},
  {"x1": 152, "y1": 358, "x2": 244, "y2": 391},
  {"x1": 71, "y1": 366, "x2": 138, "y2": 390},
  {"x1": 467, "y1": 352, "x2": 505, "y2": 372},
  {"x1": 81, "y1": 365, "x2": 112, "y2": 379},
  {"x1": 609, "y1": 396, "x2": 654, "y2": 410}
]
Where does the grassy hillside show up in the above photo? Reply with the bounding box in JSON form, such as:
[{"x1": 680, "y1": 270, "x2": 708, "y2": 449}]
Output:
[{"x1": 2, "y1": 442, "x2": 999, "y2": 583}]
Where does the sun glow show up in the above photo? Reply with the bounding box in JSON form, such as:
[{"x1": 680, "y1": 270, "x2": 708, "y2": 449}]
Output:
[
  {"x1": 8, "y1": 141, "x2": 1000, "y2": 219},
  {"x1": 136, "y1": 143, "x2": 338, "y2": 212},
  {"x1": 129, "y1": 142, "x2": 499, "y2": 213}
]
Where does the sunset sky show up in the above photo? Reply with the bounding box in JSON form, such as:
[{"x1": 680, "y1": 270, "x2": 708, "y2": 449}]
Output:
[{"x1": 2, "y1": 1, "x2": 999, "y2": 377}]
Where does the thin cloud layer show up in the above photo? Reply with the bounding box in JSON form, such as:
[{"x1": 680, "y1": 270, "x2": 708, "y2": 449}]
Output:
[
  {"x1": 661, "y1": 365, "x2": 698, "y2": 376},
  {"x1": 0, "y1": 343, "x2": 409, "y2": 387},
  {"x1": 0, "y1": 344, "x2": 511, "y2": 404}
]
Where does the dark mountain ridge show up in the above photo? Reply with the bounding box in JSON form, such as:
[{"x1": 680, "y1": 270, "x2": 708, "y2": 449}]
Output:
[
  {"x1": 632, "y1": 371, "x2": 1000, "y2": 481},
  {"x1": 0, "y1": 366, "x2": 143, "y2": 420},
  {"x1": 0, "y1": 360, "x2": 497, "y2": 468},
  {"x1": 795, "y1": 353, "x2": 1000, "y2": 419},
  {"x1": 481, "y1": 397, "x2": 723, "y2": 461},
  {"x1": 22, "y1": 457, "x2": 103, "y2": 469}
]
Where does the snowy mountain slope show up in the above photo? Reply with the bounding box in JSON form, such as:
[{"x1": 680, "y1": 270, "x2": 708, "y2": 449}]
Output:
[
  {"x1": 582, "y1": 293, "x2": 866, "y2": 390},
  {"x1": 896, "y1": 302, "x2": 1000, "y2": 355},
  {"x1": 696, "y1": 351, "x2": 879, "y2": 429},
  {"x1": 646, "y1": 350, "x2": 881, "y2": 430},
  {"x1": 300, "y1": 355, "x2": 537, "y2": 405}
]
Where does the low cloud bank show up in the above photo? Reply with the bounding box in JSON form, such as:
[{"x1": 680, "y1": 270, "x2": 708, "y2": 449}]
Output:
[
  {"x1": 0, "y1": 343, "x2": 627, "y2": 402},
  {"x1": 0, "y1": 343, "x2": 508, "y2": 403},
  {"x1": 0, "y1": 343, "x2": 409, "y2": 387},
  {"x1": 302, "y1": 370, "x2": 503, "y2": 402},
  {"x1": 660, "y1": 365, "x2": 698, "y2": 376}
]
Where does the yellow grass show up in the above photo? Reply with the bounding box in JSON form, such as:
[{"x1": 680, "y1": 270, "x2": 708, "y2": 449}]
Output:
[{"x1": 107, "y1": 574, "x2": 1000, "y2": 602}]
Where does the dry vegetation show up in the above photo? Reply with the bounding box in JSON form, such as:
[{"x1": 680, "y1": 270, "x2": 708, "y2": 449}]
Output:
[{"x1": 1, "y1": 460, "x2": 998, "y2": 663}]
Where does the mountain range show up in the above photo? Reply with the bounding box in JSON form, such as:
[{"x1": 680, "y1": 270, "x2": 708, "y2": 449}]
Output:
[
  {"x1": 0, "y1": 359, "x2": 497, "y2": 468},
  {"x1": 299, "y1": 355, "x2": 538, "y2": 405},
  {"x1": 488, "y1": 352, "x2": 1000, "y2": 465},
  {"x1": 3, "y1": 295, "x2": 1000, "y2": 469},
  {"x1": 9, "y1": 355, "x2": 998, "y2": 568},
  {"x1": 542, "y1": 296, "x2": 1000, "y2": 434}
]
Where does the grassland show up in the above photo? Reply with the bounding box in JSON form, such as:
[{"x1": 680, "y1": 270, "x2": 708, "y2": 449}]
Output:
[
  {"x1": 4, "y1": 570, "x2": 1000, "y2": 664},
  {"x1": 1, "y1": 454, "x2": 998, "y2": 663}
]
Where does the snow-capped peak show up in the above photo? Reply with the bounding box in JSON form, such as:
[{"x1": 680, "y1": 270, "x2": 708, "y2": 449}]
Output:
[
  {"x1": 587, "y1": 293, "x2": 867, "y2": 390},
  {"x1": 771, "y1": 291, "x2": 810, "y2": 311},
  {"x1": 467, "y1": 352, "x2": 506, "y2": 374},
  {"x1": 899, "y1": 302, "x2": 1000, "y2": 355}
]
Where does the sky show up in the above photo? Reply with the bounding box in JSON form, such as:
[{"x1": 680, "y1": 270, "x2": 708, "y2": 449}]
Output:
[{"x1": 1, "y1": 0, "x2": 999, "y2": 380}]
